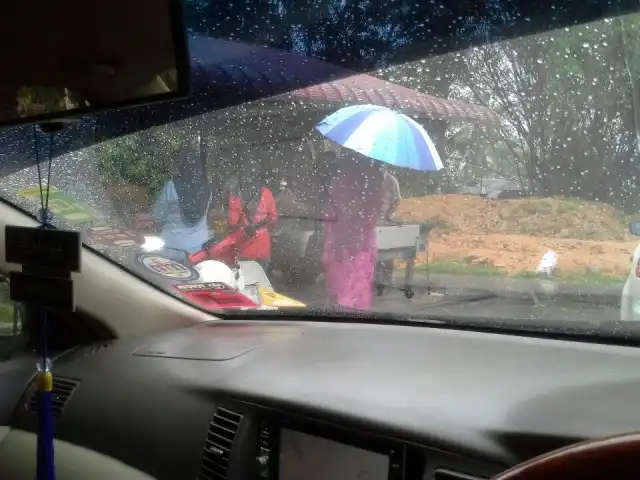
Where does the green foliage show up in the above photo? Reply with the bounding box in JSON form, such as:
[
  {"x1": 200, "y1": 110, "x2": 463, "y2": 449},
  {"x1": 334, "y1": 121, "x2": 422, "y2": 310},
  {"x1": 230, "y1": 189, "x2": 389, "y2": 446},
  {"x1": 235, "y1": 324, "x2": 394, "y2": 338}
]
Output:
[
  {"x1": 95, "y1": 128, "x2": 185, "y2": 195},
  {"x1": 401, "y1": 12, "x2": 640, "y2": 210}
]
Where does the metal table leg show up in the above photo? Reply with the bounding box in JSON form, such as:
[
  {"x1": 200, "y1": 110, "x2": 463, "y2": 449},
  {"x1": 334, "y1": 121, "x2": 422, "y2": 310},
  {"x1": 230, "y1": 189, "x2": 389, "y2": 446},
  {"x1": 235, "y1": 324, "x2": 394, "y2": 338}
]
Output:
[{"x1": 404, "y1": 260, "x2": 415, "y2": 299}]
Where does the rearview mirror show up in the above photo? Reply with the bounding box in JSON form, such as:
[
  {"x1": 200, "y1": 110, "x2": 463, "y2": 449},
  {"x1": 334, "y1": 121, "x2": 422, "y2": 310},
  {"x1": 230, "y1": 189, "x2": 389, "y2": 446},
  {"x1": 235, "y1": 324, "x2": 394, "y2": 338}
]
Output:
[
  {"x1": 0, "y1": 0, "x2": 189, "y2": 129},
  {"x1": 630, "y1": 221, "x2": 640, "y2": 236}
]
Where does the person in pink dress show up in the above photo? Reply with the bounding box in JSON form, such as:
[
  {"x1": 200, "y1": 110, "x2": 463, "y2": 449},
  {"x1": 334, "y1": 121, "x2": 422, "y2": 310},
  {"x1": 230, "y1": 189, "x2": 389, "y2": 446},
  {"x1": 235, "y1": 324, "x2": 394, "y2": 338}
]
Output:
[{"x1": 322, "y1": 150, "x2": 384, "y2": 310}]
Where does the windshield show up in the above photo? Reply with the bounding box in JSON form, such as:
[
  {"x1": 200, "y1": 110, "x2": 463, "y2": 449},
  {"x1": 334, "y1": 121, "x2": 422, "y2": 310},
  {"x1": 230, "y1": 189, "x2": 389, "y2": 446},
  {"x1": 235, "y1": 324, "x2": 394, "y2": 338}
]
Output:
[{"x1": 1, "y1": 5, "x2": 640, "y2": 332}]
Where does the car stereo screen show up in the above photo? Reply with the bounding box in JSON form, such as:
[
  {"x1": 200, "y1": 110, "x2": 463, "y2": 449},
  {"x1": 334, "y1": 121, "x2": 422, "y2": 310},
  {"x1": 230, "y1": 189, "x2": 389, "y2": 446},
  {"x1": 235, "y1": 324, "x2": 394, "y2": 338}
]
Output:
[{"x1": 279, "y1": 429, "x2": 389, "y2": 480}]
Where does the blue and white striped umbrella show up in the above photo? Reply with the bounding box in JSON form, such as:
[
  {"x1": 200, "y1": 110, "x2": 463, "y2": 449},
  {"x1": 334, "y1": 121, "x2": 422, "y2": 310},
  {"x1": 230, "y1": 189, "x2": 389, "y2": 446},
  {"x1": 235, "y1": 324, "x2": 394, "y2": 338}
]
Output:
[{"x1": 315, "y1": 104, "x2": 443, "y2": 172}]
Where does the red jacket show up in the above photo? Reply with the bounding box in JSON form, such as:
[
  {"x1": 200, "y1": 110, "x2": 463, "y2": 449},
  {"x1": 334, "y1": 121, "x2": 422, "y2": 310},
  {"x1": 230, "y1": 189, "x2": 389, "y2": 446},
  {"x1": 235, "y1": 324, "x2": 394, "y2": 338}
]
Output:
[{"x1": 228, "y1": 187, "x2": 278, "y2": 259}]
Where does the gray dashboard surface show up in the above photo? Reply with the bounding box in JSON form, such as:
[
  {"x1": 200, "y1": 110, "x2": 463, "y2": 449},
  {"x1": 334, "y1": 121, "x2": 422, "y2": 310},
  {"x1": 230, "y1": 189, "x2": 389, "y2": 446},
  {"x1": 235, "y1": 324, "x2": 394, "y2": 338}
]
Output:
[
  {"x1": 132, "y1": 324, "x2": 302, "y2": 360},
  {"x1": 10, "y1": 320, "x2": 640, "y2": 478}
]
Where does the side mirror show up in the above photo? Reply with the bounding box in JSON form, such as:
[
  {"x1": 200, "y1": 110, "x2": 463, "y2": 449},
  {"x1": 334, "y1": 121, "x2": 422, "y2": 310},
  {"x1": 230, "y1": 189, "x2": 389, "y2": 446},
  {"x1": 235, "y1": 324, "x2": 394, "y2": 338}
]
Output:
[{"x1": 630, "y1": 221, "x2": 640, "y2": 236}]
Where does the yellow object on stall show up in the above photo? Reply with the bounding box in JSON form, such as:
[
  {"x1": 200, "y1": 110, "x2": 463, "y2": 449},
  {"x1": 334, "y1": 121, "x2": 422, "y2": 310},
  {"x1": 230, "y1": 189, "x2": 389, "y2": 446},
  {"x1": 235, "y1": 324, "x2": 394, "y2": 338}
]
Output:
[{"x1": 259, "y1": 288, "x2": 306, "y2": 308}]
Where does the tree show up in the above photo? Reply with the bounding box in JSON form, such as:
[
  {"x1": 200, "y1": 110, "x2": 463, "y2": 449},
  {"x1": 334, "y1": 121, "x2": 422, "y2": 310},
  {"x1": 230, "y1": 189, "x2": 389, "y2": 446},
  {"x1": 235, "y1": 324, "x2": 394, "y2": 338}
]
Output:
[
  {"x1": 94, "y1": 126, "x2": 189, "y2": 216},
  {"x1": 427, "y1": 12, "x2": 640, "y2": 211}
]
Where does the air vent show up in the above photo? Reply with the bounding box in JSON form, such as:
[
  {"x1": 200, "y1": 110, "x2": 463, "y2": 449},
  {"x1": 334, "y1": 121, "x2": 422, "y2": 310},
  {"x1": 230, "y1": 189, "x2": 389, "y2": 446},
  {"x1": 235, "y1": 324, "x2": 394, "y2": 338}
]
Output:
[
  {"x1": 434, "y1": 469, "x2": 485, "y2": 480},
  {"x1": 199, "y1": 407, "x2": 243, "y2": 480},
  {"x1": 25, "y1": 376, "x2": 79, "y2": 417},
  {"x1": 259, "y1": 423, "x2": 271, "y2": 454}
]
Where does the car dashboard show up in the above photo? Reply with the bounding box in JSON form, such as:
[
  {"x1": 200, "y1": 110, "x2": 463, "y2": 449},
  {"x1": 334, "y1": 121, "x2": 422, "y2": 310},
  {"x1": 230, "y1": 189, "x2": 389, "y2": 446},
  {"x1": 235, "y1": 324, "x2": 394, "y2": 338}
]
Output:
[{"x1": 2, "y1": 319, "x2": 640, "y2": 480}]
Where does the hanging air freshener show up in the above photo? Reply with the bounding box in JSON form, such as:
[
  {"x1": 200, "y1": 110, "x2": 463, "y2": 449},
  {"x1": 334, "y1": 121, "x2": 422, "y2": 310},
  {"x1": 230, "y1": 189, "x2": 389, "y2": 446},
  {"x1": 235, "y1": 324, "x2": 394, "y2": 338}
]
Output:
[
  {"x1": 38, "y1": 207, "x2": 54, "y2": 225},
  {"x1": 4, "y1": 123, "x2": 81, "y2": 480}
]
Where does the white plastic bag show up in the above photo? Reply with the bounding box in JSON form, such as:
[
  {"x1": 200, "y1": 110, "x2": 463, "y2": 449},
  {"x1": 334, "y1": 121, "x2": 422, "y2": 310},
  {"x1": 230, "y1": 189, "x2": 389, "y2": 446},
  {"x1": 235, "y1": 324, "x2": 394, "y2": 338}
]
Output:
[
  {"x1": 536, "y1": 250, "x2": 558, "y2": 276},
  {"x1": 195, "y1": 260, "x2": 244, "y2": 291}
]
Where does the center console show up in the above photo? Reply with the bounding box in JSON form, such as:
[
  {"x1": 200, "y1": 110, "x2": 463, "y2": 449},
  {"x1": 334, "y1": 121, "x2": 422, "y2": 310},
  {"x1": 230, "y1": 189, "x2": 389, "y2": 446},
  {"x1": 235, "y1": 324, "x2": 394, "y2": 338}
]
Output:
[
  {"x1": 261, "y1": 419, "x2": 408, "y2": 480},
  {"x1": 204, "y1": 402, "x2": 425, "y2": 480},
  {"x1": 278, "y1": 429, "x2": 390, "y2": 480}
]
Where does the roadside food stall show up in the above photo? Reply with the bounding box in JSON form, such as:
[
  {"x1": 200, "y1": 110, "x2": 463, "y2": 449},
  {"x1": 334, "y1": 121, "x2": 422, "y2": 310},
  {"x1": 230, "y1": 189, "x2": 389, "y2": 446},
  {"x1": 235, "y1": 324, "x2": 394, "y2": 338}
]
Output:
[
  {"x1": 220, "y1": 75, "x2": 498, "y2": 294},
  {"x1": 175, "y1": 37, "x2": 499, "y2": 296},
  {"x1": 271, "y1": 217, "x2": 436, "y2": 298}
]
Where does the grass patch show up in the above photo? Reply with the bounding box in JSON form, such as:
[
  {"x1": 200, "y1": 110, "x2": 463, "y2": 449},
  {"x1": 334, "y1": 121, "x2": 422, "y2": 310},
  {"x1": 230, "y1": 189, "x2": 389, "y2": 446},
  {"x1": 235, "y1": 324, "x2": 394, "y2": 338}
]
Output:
[
  {"x1": 407, "y1": 263, "x2": 626, "y2": 284},
  {"x1": 415, "y1": 261, "x2": 502, "y2": 276},
  {"x1": 514, "y1": 198, "x2": 555, "y2": 215},
  {"x1": 557, "y1": 201, "x2": 580, "y2": 214},
  {"x1": 513, "y1": 270, "x2": 538, "y2": 279},
  {"x1": 514, "y1": 269, "x2": 626, "y2": 284},
  {"x1": 512, "y1": 197, "x2": 583, "y2": 217}
]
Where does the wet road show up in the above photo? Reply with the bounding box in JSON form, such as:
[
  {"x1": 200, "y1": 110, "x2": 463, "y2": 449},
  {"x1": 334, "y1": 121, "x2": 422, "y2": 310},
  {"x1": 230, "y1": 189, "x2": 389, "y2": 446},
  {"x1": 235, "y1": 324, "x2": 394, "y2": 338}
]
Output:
[
  {"x1": 278, "y1": 281, "x2": 619, "y2": 324},
  {"x1": 405, "y1": 295, "x2": 617, "y2": 323}
]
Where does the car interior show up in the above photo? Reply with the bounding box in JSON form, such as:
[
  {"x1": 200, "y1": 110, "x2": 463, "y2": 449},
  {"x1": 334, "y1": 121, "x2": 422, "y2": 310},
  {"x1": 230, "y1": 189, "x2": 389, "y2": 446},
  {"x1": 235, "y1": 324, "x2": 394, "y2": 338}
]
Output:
[{"x1": 1, "y1": 0, "x2": 640, "y2": 479}]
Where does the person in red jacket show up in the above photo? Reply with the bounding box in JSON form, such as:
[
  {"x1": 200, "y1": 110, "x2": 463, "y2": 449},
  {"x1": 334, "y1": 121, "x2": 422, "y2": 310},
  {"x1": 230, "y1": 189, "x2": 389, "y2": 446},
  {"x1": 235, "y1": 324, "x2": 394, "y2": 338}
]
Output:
[{"x1": 226, "y1": 175, "x2": 278, "y2": 271}]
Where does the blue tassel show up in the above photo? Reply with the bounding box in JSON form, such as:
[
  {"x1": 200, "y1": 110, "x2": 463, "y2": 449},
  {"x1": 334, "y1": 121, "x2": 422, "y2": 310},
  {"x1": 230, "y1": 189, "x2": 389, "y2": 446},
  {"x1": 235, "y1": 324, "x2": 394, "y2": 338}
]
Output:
[{"x1": 36, "y1": 369, "x2": 55, "y2": 480}]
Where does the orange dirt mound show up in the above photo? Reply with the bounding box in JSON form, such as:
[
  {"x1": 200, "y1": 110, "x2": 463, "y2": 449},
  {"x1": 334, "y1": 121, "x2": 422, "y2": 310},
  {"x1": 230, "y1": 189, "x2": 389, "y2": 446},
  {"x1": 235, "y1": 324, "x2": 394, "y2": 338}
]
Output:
[{"x1": 396, "y1": 195, "x2": 636, "y2": 276}]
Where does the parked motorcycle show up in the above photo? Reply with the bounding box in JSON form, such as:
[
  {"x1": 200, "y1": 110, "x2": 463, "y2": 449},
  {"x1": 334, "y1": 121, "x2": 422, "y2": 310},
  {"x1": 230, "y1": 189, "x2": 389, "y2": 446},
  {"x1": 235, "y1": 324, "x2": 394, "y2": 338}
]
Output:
[
  {"x1": 139, "y1": 235, "x2": 248, "y2": 291},
  {"x1": 85, "y1": 222, "x2": 305, "y2": 309},
  {"x1": 137, "y1": 235, "x2": 305, "y2": 309}
]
